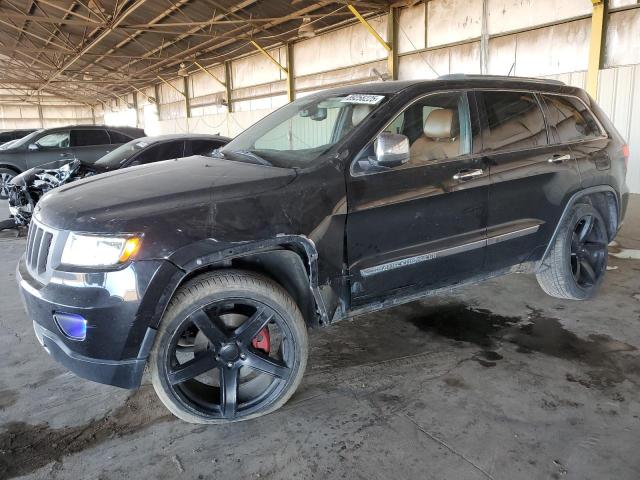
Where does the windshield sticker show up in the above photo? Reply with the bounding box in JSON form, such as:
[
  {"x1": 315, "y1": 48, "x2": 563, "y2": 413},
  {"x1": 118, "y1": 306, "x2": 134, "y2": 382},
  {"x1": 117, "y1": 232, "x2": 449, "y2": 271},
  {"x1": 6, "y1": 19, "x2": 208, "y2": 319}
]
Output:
[
  {"x1": 135, "y1": 141, "x2": 149, "y2": 148},
  {"x1": 341, "y1": 94, "x2": 385, "y2": 105}
]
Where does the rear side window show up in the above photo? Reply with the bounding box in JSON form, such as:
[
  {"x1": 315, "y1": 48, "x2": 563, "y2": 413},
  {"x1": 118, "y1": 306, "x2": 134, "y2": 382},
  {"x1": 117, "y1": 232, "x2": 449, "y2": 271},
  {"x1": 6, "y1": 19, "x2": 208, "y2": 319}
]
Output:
[
  {"x1": 108, "y1": 130, "x2": 133, "y2": 144},
  {"x1": 479, "y1": 91, "x2": 547, "y2": 152},
  {"x1": 191, "y1": 139, "x2": 224, "y2": 156},
  {"x1": 71, "y1": 129, "x2": 110, "y2": 147},
  {"x1": 541, "y1": 94, "x2": 603, "y2": 143},
  {"x1": 132, "y1": 141, "x2": 185, "y2": 165}
]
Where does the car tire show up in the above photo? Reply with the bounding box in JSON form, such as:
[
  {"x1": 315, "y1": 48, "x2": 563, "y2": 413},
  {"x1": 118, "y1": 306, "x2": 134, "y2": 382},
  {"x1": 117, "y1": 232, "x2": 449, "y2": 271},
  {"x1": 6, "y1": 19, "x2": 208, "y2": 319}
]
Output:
[
  {"x1": 0, "y1": 168, "x2": 16, "y2": 200},
  {"x1": 149, "y1": 269, "x2": 308, "y2": 424},
  {"x1": 536, "y1": 203, "x2": 609, "y2": 300}
]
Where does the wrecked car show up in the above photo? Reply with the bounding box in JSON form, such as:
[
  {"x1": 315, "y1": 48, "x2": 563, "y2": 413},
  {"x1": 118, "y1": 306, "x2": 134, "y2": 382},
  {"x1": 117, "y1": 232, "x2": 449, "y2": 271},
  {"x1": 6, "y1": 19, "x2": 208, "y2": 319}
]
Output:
[
  {"x1": 0, "y1": 125, "x2": 145, "y2": 200},
  {"x1": 7, "y1": 134, "x2": 230, "y2": 226},
  {"x1": 17, "y1": 76, "x2": 629, "y2": 424}
]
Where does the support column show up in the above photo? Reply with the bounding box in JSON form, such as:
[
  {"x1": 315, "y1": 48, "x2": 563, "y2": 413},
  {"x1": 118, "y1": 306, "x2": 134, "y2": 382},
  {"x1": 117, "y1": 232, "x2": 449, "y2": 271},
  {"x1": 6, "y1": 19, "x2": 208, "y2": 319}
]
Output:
[
  {"x1": 286, "y1": 42, "x2": 295, "y2": 102},
  {"x1": 132, "y1": 91, "x2": 140, "y2": 128},
  {"x1": 154, "y1": 84, "x2": 161, "y2": 120},
  {"x1": 183, "y1": 76, "x2": 192, "y2": 118},
  {"x1": 587, "y1": 0, "x2": 607, "y2": 98},
  {"x1": 224, "y1": 60, "x2": 233, "y2": 113},
  {"x1": 387, "y1": 7, "x2": 398, "y2": 80},
  {"x1": 480, "y1": 0, "x2": 489, "y2": 74},
  {"x1": 37, "y1": 95, "x2": 44, "y2": 128}
]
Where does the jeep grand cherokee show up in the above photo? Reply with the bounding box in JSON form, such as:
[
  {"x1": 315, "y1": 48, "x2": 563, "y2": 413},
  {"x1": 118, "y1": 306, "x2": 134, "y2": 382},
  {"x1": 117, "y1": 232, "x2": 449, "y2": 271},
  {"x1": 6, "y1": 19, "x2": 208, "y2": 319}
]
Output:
[{"x1": 17, "y1": 76, "x2": 629, "y2": 423}]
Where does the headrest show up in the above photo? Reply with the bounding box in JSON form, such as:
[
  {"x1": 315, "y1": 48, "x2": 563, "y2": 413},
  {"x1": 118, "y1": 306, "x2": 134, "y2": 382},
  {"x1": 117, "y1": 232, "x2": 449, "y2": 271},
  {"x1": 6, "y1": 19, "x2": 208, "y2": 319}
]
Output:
[
  {"x1": 352, "y1": 105, "x2": 372, "y2": 126},
  {"x1": 424, "y1": 109, "x2": 455, "y2": 139}
]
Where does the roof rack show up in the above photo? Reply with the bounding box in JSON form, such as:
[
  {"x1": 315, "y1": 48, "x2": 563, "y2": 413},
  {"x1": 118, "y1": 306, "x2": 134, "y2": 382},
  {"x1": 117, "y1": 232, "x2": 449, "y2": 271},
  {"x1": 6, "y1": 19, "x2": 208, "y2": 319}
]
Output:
[{"x1": 437, "y1": 74, "x2": 565, "y2": 86}]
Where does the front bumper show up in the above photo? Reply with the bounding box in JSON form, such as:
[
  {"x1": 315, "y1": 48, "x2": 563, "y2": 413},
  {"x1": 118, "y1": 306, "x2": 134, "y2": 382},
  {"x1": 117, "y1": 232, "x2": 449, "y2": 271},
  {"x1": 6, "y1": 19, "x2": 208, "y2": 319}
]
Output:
[
  {"x1": 32, "y1": 321, "x2": 150, "y2": 389},
  {"x1": 18, "y1": 256, "x2": 166, "y2": 389}
]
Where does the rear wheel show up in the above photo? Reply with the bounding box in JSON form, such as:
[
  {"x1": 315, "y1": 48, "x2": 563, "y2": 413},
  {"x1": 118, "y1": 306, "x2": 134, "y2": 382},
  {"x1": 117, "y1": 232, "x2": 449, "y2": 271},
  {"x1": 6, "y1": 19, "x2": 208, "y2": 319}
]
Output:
[
  {"x1": 0, "y1": 168, "x2": 16, "y2": 200},
  {"x1": 149, "y1": 270, "x2": 308, "y2": 424},
  {"x1": 536, "y1": 203, "x2": 609, "y2": 300}
]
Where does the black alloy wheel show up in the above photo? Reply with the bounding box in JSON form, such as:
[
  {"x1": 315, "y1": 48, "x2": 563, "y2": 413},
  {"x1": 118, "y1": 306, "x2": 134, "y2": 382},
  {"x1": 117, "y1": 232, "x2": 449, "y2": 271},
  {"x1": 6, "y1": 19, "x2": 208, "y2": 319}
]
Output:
[
  {"x1": 149, "y1": 270, "x2": 308, "y2": 424},
  {"x1": 570, "y1": 212, "x2": 608, "y2": 288},
  {"x1": 166, "y1": 300, "x2": 293, "y2": 419}
]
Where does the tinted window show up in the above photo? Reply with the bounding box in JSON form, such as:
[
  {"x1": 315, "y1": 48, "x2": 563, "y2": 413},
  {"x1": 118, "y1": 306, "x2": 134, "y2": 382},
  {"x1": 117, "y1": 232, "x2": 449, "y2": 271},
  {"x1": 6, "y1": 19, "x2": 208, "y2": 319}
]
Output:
[
  {"x1": 71, "y1": 129, "x2": 110, "y2": 147},
  {"x1": 541, "y1": 94, "x2": 603, "y2": 143},
  {"x1": 108, "y1": 130, "x2": 133, "y2": 144},
  {"x1": 132, "y1": 141, "x2": 185, "y2": 165},
  {"x1": 480, "y1": 91, "x2": 547, "y2": 152},
  {"x1": 36, "y1": 131, "x2": 70, "y2": 149},
  {"x1": 191, "y1": 139, "x2": 224, "y2": 156},
  {"x1": 353, "y1": 92, "x2": 471, "y2": 174}
]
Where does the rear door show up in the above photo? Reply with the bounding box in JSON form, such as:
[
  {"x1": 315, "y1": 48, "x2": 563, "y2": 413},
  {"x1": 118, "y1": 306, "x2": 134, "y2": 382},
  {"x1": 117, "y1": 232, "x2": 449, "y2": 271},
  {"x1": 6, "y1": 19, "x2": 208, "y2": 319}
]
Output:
[
  {"x1": 70, "y1": 128, "x2": 112, "y2": 163},
  {"x1": 540, "y1": 94, "x2": 610, "y2": 188},
  {"x1": 478, "y1": 90, "x2": 582, "y2": 272},
  {"x1": 346, "y1": 90, "x2": 489, "y2": 304}
]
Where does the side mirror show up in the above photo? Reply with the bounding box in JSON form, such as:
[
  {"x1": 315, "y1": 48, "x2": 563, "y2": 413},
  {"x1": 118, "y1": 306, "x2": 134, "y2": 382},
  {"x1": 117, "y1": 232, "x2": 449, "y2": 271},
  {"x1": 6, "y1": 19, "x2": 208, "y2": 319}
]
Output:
[
  {"x1": 28, "y1": 143, "x2": 39, "y2": 151},
  {"x1": 372, "y1": 132, "x2": 410, "y2": 168}
]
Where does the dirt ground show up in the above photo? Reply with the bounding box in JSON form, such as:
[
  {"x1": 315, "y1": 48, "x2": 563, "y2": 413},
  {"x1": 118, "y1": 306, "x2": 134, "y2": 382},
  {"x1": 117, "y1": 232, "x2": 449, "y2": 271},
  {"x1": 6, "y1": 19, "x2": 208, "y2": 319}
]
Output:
[{"x1": 1, "y1": 196, "x2": 640, "y2": 480}]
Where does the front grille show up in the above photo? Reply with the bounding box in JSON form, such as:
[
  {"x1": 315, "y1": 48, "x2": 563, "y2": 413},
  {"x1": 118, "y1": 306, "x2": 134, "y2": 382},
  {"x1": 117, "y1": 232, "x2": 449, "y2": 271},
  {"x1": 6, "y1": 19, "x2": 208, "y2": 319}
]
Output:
[{"x1": 25, "y1": 219, "x2": 55, "y2": 278}]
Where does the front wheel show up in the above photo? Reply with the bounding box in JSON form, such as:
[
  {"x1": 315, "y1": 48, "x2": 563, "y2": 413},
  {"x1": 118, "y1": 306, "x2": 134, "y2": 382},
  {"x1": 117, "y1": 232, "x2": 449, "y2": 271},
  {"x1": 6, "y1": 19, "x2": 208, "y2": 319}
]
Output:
[
  {"x1": 536, "y1": 203, "x2": 609, "y2": 300},
  {"x1": 0, "y1": 168, "x2": 16, "y2": 200},
  {"x1": 149, "y1": 270, "x2": 308, "y2": 424}
]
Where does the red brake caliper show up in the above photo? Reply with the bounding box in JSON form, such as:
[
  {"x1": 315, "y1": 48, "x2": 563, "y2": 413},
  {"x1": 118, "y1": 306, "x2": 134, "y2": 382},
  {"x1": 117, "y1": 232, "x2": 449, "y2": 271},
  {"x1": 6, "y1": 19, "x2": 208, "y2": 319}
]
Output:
[{"x1": 251, "y1": 327, "x2": 270, "y2": 354}]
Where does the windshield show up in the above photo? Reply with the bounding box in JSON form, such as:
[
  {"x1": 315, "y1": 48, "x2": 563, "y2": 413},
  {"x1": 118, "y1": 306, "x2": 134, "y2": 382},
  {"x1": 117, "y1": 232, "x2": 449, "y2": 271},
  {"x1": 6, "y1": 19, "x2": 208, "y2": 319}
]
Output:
[
  {"x1": 219, "y1": 92, "x2": 386, "y2": 168},
  {"x1": 1, "y1": 129, "x2": 44, "y2": 150},
  {"x1": 93, "y1": 138, "x2": 150, "y2": 170}
]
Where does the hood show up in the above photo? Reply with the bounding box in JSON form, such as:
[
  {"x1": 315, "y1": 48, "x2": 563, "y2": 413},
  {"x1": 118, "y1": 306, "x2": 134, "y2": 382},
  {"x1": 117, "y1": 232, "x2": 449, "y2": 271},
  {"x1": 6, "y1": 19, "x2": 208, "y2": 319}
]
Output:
[{"x1": 35, "y1": 155, "x2": 296, "y2": 233}]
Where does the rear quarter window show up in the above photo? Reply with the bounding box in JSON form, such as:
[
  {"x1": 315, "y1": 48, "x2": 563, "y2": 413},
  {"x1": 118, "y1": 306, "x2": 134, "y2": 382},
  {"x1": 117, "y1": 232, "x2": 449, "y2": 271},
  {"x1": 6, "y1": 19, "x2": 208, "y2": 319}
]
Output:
[{"x1": 541, "y1": 94, "x2": 604, "y2": 143}]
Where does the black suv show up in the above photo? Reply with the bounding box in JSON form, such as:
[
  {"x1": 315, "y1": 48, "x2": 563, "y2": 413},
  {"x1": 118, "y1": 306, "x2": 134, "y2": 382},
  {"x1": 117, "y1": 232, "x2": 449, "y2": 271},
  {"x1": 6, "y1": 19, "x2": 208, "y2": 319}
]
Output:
[{"x1": 17, "y1": 76, "x2": 629, "y2": 424}]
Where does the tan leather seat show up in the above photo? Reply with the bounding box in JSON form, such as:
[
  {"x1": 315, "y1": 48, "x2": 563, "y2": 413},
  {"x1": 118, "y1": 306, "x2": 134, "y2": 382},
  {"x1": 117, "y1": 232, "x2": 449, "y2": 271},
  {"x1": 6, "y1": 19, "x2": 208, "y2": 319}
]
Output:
[
  {"x1": 351, "y1": 105, "x2": 372, "y2": 126},
  {"x1": 484, "y1": 103, "x2": 547, "y2": 150},
  {"x1": 409, "y1": 108, "x2": 460, "y2": 161}
]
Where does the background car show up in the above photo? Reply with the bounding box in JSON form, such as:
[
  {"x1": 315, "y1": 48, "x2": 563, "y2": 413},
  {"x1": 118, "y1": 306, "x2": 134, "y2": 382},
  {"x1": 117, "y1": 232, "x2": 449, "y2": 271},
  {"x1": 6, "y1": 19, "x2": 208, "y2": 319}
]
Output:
[
  {"x1": 7, "y1": 133, "x2": 230, "y2": 226},
  {"x1": 0, "y1": 125, "x2": 145, "y2": 199}
]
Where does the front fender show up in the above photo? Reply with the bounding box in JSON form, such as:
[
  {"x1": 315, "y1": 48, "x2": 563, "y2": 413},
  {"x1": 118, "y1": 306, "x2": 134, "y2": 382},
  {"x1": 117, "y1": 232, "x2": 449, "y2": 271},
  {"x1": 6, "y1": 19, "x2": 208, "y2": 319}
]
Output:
[{"x1": 138, "y1": 235, "x2": 327, "y2": 331}]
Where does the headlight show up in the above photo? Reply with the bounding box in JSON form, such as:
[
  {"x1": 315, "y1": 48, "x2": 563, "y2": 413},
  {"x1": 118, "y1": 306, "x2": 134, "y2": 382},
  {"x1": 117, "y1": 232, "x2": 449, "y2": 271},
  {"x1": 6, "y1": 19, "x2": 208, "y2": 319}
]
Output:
[{"x1": 61, "y1": 233, "x2": 142, "y2": 267}]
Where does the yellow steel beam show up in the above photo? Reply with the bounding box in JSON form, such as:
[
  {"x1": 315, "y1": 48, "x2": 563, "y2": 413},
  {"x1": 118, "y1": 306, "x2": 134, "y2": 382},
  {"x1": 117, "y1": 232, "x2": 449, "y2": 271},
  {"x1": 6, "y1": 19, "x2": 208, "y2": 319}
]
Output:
[
  {"x1": 250, "y1": 40, "x2": 288, "y2": 73},
  {"x1": 193, "y1": 61, "x2": 226, "y2": 87},
  {"x1": 157, "y1": 75, "x2": 186, "y2": 97},
  {"x1": 347, "y1": 4, "x2": 391, "y2": 52},
  {"x1": 586, "y1": 0, "x2": 607, "y2": 98}
]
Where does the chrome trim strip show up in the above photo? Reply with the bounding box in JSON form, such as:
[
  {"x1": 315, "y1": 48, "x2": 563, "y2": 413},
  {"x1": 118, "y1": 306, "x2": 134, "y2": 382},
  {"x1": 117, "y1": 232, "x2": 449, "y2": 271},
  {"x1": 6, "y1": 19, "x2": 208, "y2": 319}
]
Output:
[
  {"x1": 359, "y1": 224, "x2": 540, "y2": 278},
  {"x1": 486, "y1": 225, "x2": 540, "y2": 246},
  {"x1": 360, "y1": 239, "x2": 485, "y2": 278}
]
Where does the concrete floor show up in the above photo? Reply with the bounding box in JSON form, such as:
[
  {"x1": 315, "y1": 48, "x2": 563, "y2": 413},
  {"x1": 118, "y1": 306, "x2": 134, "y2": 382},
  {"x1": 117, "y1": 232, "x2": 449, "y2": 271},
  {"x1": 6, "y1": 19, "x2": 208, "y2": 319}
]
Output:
[{"x1": 1, "y1": 197, "x2": 640, "y2": 480}]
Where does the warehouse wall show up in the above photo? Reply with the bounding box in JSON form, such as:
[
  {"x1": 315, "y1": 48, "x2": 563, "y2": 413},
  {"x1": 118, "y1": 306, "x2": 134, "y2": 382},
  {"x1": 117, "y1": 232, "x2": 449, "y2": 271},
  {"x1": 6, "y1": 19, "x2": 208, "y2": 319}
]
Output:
[
  {"x1": 103, "y1": 0, "x2": 640, "y2": 191},
  {"x1": 0, "y1": 90, "x2": 101, "y2": 130}
]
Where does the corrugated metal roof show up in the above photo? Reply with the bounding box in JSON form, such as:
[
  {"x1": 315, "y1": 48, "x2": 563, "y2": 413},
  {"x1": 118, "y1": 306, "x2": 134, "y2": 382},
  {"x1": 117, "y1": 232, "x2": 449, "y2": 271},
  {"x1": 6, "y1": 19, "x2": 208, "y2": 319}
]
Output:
[{"x1": 0, "y1": 0, "x2": 391, "y2": 104}]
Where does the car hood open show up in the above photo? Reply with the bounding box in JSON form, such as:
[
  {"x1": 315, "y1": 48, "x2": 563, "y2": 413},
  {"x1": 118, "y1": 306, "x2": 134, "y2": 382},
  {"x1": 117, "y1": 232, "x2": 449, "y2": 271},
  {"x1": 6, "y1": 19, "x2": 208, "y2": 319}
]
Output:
[{"x1": 35, "y1": 155, "x2": 297, "y2": 233}]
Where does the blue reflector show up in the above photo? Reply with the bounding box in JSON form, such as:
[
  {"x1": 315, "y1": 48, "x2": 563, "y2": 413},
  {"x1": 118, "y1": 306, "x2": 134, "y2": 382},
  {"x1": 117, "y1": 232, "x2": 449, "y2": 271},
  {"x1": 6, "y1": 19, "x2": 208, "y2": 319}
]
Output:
[{"x1": 54, "y1": 313, "x2": 87, "y2": 341}]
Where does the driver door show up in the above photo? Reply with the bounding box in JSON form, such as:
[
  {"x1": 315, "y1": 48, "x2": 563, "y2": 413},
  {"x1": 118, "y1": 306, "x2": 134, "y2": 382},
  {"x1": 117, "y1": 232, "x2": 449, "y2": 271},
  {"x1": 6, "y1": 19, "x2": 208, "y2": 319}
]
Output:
[
  {"x1": 26, "y1": 130, "x2": 72, "y2": 169},
  {"x1": 346, "y1": 91, "x2": 489, "y2": 305}
]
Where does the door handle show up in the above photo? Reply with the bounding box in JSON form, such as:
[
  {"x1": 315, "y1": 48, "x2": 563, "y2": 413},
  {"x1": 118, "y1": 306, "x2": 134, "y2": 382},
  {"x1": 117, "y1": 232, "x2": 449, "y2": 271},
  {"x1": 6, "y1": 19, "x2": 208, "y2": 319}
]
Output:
[
  {"x1": 59, "y1": 152, "x2": 72, "y2": 157},
  {"x1": 453, "y1": 168, "x2": 484, "y2": 181},
  {"x1": 548, "y1": 154, "x2": 571, "y2": 164}
]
